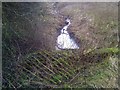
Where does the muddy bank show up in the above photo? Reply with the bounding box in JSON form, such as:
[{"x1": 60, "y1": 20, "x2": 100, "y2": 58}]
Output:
[
  {"x1": 3, "y1": 2, "x2": 118, "y2": 51},
  {"x1": 2, "y1": 2, "x2": 118, "y2": 88},
  {"x1": 33, "y1": 2, "x2": 118, "y2": 51}
]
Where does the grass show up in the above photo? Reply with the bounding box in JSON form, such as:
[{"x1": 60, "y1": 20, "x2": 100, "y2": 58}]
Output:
[
  {"x1": 2, "y1": 2, "x2": 119, "y2": 89},
  {"x1": 8, "y1": 48, "x2": 117, "y2": 88}
]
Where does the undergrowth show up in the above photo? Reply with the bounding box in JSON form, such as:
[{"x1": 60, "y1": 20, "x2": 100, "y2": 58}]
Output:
[
  {"x1": 2, "y1": 2, "x2": 119, "y2": 89},
  {"x1": 3, "y1": 48, "x2": 119, "y2": 88}
]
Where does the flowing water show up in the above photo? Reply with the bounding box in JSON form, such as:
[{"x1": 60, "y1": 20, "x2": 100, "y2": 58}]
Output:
[{"x1": 56, "y1": 18, "x2": 79, "y2": 50}]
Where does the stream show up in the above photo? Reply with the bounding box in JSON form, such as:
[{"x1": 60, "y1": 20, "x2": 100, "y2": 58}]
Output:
[{"x1": 56, "y1": 18, "x2": 79, "y2": 50}]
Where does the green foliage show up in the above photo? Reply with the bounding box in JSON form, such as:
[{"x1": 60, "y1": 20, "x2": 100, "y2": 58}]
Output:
[
  {"x1": 2, "y1": 2, "x2": 118, "y2": 89},
  {"x1": 10, "y1": 48, "x2": 118, "y2": 88}
]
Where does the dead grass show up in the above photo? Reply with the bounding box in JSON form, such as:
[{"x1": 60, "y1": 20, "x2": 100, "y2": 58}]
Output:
[
  {"x1": 2, "y1": 2, "x2": 118, "y2": 89},
  {"x1": 13, "y1": 48, "x2": 118, "y2": 88}
]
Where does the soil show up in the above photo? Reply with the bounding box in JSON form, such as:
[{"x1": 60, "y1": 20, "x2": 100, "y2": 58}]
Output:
[{"x1": 31, "y1": 2, "x2": 118, "y2": 51}]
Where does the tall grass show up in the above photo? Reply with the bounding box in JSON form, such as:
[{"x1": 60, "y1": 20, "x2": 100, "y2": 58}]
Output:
[
  {"x1": 2, "y1": 2, "x2": 119, "y2": 89},
  {"x1": 3, "y1": 48, "x2": 117, "y2": 88}
]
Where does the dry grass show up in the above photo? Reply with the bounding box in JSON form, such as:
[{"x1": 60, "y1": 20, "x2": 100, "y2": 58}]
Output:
[
  {"x1": 12, "y1": 48, "x2": 118, "y2": 88},
  {"x1": 2, "y1": 2, "x2": 119, "y2": 89}
]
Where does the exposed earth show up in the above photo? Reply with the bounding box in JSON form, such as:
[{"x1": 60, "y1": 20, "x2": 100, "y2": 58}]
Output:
[
  {"x1": 24, "y1": 2, "x2": 118, "y2": 53},
  {"x1": 2, "y1": 2, "x2": 119, "y2": 88}
]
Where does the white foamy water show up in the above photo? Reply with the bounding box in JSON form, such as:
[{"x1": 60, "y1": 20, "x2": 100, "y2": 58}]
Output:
[{"x1": 56, "y1": 18, "x2": 79, "y2": 50}]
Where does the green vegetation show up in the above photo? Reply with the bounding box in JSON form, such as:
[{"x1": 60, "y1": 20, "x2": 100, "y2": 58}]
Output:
[
  {"x1": 2, "y1": 2, "x2": 118, "y2": 89},
  {"x1": 2, "y1": 48, "x2": 119, "y2": 88}
]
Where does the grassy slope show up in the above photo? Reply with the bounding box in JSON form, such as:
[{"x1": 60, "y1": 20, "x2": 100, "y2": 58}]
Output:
[
  {"x1": 2, "y1": 2, "x2": 119, "y2": 88},
  {"x1": 10, "y1": 48, "x2": 118, "y2": 88}
]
